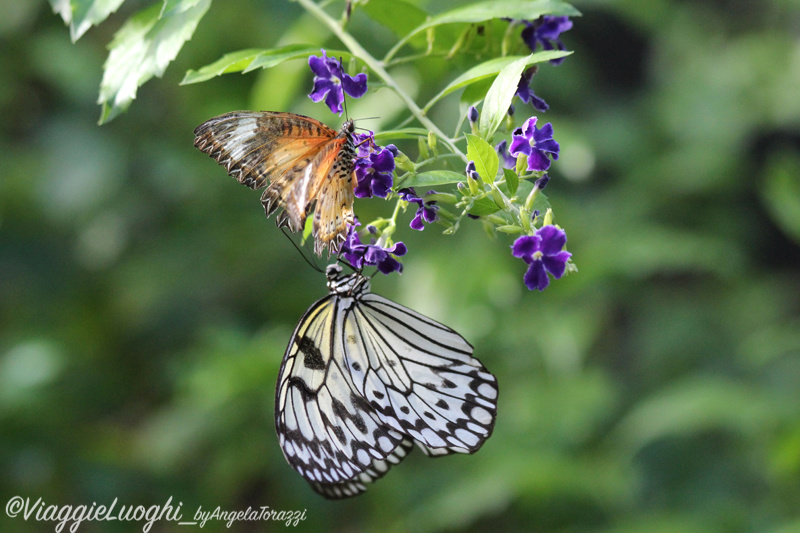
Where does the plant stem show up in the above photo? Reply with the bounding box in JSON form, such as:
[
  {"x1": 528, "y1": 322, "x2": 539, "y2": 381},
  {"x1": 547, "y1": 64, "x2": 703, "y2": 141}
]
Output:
[{"x1": 294, "y1": 0, "x2": 465, "y2": 160}]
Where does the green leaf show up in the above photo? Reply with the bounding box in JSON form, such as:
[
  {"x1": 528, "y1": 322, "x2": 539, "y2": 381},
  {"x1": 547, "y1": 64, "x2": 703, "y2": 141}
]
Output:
[
  {"x1": 480, "y1": 54, "x2": 562, "y2": 139},
  {"x1": 373, "y1": 128, "x2": 430, "y2": 144},
  {"x1": 361, "y1": 0, "x2": 428, "y2": 40},
  {"x1": 98, "y1": 0, "x2": 211, "y2": 124},
  {"x1": 468, "y1": 197, "x2": 501, "y2": 216},
  {"x1": 49, "y1": 0, "x2": 126, "y2": 41},
  {"x1": 393, "y1": 0, "x2": 580, "y2": 54},
  {"x1": 181, "y1": 45, "x2": 328, "y2": 85},
  {"x1": 466, "y1": 134, "x2": 499, "y2": 184},
  {"x1": 425, "y1": 51, "x2": 570, "y2": 112},
  {"x1": 503, "y1": 167, "x2": 518, "y2": 195},
  {"x1": 761, "y1": 152, "x2": 800, "y2": 243},
  {"x1": 516, "y1": 180, "x2": 550, "y2": 213},
  {"x1": 398, "y1": 170, "x2": 466, "y2": 189}
]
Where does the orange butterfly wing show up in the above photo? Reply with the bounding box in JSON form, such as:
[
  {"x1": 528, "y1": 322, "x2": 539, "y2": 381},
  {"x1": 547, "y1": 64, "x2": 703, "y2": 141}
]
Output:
[{"x1": 193, "y1": 111, "x2": 356, "y2": 255}]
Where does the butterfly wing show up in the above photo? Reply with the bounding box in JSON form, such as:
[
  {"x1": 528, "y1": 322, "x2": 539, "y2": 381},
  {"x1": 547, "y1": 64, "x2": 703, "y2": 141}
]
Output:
[
  {"x1": 310, "y1": 437, "x2": 413, "y2": 499},
  {"x1": 193, "y1": 111, "x2": 336, "y2": 190},
  {"x1": 275, "y1": 293, "x2": 409, "y2": 490},
  {"x1": 260, "y1": 136, "x2": 354, "y2": 254},
  {"x1": 194, "y1": 111, "x2": 356, "y2": 254},
  {"x1": 341, "y1": 293, "x2": 499, "y2": 454}
]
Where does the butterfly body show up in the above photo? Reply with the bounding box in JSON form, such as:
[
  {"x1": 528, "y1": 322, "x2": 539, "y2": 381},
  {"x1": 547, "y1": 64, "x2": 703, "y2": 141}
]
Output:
[
  {"x1": 276, "y1": 264, "x2": 499, "y2": 498},
  {"x1": 193, "y1": 111, "x2": 356, "y2": 255}
]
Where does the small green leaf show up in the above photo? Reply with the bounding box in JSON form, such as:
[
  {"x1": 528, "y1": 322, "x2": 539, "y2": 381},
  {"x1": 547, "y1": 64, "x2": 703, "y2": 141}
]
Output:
[
  {"x1": 393, "y1": 0, "x2": 580, "y2": 55},
  {"x1": 503, "y1": 167, "x2": 519, "y2": 195},
  {"x1": 425, "y1": 51, "x2": 569, "y2": 112},
  {"x1": 373, "y1": 128, "x2": 430, "y2": 144},
  {"x1": 180, "y1": 49, "x2": 262, "y2": 84},
  {"x1": 468, "y1": 197, "x2": 501, "y2": 216},
  {"x1": 481, "y1": 54, "x2": 566, "y2": 139},
  {"x1": 181, "y1": 45, "x2": 327, "y2": 84},
  {"x1": 246, "y1": 47, "x2": 351, "y2": 74},
  {"x1": 761, "y1": 152, "x2": 800, "y2": 242},
  {"x1": 398, "y1": 171, "x2": 466, "y2": 189},
  {"x1": 98, "y1": 0, "x2": 211, "y2": 124},
  {"x1": 517, "y1": 180, "x2": 550, "y2": 214},
  {"x1": 466, "y1": 134, "x2": 499, "y2": 184},
  {"x1": 50, "y1": 0, "x2": 126, "y2": 42}
]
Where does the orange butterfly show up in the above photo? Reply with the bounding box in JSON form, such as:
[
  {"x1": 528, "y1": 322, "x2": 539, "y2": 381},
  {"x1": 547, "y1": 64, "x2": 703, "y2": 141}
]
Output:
[{"x1": 193, "y1": 111, "x2": 357, "y2": 255}]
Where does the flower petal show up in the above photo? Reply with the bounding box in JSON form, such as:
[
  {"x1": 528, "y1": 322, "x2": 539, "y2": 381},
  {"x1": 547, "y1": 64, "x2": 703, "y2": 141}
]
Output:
[
  {"x1": 342, "y1": 72, "x2": 368, "y2": 98},
  {"x1": 533, "y1": 122, "x2": 554, "y2": 142},
  {"x1": 308, "y1": 54, "x2": 332, "y2": 77},
  {"x1": 309, "y1": 78, "x2": 334, "y2": 102},
  {"x1": 324, "y1": 86, "x2": 345, "y2": 114},
  {"x1": 511, "y1": 235, "x2": 539, "y2": 259},
  {"x1": 509, "y1": 134, "x2": 531, "y2": 157},
  {"x1": 524, "y1": 261, "x2": 550, "y2": 291},
  {"x1": 537, "y1": 225, "x2": 567, "y2": 254},
  {"x1": 542, "y1": 252, "x2": 570, "y2": 279},
  {"x1": 527, "y1": 149, "x2": 552, "y2": 171}
]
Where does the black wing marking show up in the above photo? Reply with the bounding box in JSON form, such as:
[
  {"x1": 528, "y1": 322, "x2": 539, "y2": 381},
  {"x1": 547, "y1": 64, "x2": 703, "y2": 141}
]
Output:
[
  {"x1": 341, "y1": 294, "x2": 498, "y2": 455},
  {"x1": 275, "y1": 295, "x2": 406, "y2": 486}
]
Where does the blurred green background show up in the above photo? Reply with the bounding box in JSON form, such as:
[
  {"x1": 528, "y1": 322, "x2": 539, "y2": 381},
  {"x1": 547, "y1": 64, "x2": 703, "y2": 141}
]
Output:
[{"x1": 2, "y1": 1, "x2": 800, "y2": 531}]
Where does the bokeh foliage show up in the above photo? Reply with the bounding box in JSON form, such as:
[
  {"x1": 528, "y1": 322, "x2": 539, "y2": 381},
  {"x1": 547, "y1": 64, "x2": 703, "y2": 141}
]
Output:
[{"x1": 2, "y1": 0, "x2": 800, "y2": 532}]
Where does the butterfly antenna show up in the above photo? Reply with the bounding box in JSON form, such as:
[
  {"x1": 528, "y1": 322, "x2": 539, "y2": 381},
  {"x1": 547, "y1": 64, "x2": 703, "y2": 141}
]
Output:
[
  {"x1": 341, "y1": 57, "x2": 350, "y2": 121},
  {"x1": 281, "y1": 227, "x2": 323, "y2": 273}
]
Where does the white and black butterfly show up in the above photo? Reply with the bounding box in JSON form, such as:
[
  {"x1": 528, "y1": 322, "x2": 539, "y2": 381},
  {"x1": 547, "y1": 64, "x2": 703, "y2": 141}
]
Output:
[{"x1": 275, "y1": 264, "x2": 499, "y2": 498}]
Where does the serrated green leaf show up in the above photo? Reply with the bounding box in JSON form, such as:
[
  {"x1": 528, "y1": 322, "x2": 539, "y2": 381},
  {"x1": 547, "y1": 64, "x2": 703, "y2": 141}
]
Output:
[
  {"x1": 393, "y1": 0, "x2": 580, "y2": 55},
  {"x1": 425, "y1": 50, "x2": 569, "y2": 113},
  {"x1": 397, "y1": 170, "x2": 466, "y2": 189},
  {"x1": 98, "y1": 0, "x2": 211, "y2": 124},
  {"x1": 468, "y1": 197, "x2": 501, "y2": 216},
  {"x1": 180, "y1": 45, "x2": 328, "y2": 85},
  {"x1": 503, "y1": 167, "x2": 519, "y2": 195},
  {"x1": 466, "y1": 134, "x2": 499, "y2": 184},
  {"x1": 50, "y1": 0, "x2": 126, "y2": 42}
]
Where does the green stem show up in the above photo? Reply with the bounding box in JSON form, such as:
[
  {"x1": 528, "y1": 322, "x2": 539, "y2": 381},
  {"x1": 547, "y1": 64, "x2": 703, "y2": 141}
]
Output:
[{"x1": 295, "y1": 0, "x2": 465, "y2": 160}]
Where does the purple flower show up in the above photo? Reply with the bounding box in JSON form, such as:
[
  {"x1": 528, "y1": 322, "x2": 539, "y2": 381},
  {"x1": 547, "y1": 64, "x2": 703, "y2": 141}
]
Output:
[
  {"x1": 509, "y1": 117, "x2": 559, "y2": 172},
  {"x1": 516, "y1": 69, "x2": 549, "y2": 112},
  {"x1": 511, "y1": 225, "x2": 571, "y2": 291},
  {"x1": 521, "y1": 16, "x2": 573, "y2": 65},
  {"x1": 341, "y1": 223, "x2": 407, "y2": 274},
  {"x1": 495, "y1": 140, "x2": 517, "y2": 169},
  {"x1": 354, "y1": 144, "x2": 395, "y2": 198},
  {"x1": 308, "y1": 50, "x2": 368, "y2": 115},
  {"x1": 398, "y1": 188, "x2": 439, "y2": 231}
]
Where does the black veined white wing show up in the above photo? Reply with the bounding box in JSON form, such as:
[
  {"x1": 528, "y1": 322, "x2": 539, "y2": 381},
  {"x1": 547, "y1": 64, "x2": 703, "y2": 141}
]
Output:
[{"x1": 275, "y1": 264, "x2": 499, "y2": 498}]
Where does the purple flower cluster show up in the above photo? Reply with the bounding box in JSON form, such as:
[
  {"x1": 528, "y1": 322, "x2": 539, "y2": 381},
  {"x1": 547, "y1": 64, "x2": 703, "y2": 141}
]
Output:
[
  {"x1": 521, "y1": 16, "x2": 573, "y2": 66},
  {"x1": 354, "y1": 140, "x2": 396, "y2": 199},
  {"x1": 398, "y1": 188, "x2": 439, "y2": 231},
  {"x1": 308, "y1": 50, "x2": 367, "y2": 115},
  {"x1": 509, "y1": 117, "x2": 559, "y2": 172},
  {"x1": 511, "y1": 225, "x2": 571, "y2": 291},
  {"x1": 341, "y1": 223, "x2": 406, "y2": 274}
]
